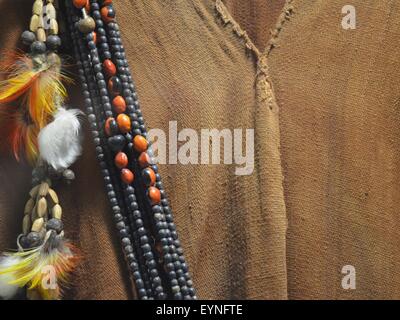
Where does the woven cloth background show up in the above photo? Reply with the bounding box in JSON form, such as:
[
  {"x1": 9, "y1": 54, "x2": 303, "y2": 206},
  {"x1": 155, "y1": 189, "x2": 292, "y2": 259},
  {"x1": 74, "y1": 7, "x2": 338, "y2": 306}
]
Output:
[{"x1": 0, "y1": 0, "x2": 399, "y2": 299}]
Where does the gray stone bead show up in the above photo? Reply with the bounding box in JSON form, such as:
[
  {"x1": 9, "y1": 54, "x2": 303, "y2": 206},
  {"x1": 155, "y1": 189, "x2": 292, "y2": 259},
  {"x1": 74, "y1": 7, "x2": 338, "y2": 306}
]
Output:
[
  {"x1": 78, "y1": 17, "x2": 96, "y2": 33},
  {"x1": 26, "y1": 231, "x2": 42, "y2": 247},
  {"x1": 31, "y1": 41, "x2": 46, "y2": 54},
  {"x1": 171, "y1": 286, "x2": 181, "y2": 294},
  {"x1": 46, "y1": 218, "x2": 64, "y2": 233},
  {"x1": 47, "y1": 35, "x2": 61, "y2": 50},
  {"x1": 21, "y1": 30, "x2": 36, "y2": 45},
  {"x1": 121, "y1": 237, "x2": 131, "y2": 246}
]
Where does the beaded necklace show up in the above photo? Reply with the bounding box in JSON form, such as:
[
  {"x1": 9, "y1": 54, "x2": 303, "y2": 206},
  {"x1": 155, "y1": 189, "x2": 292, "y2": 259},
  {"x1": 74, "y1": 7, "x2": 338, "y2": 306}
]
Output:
[{"x1": 65, "y1": 0, "x2": 196, "y2": 300}]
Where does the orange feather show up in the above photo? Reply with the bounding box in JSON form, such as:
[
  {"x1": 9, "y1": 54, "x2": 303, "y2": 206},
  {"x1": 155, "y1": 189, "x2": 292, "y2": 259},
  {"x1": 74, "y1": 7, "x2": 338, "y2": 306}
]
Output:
[
  {"x1": 0, "y1": 107, "x2": 38, "y2": 163},
  {"x1": 0, "y1": 53, "x2": 71, "y2": 162}
]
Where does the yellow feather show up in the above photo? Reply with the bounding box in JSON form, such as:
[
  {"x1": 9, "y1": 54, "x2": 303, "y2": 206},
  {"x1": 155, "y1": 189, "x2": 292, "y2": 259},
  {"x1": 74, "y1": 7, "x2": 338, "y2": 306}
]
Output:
[
  {"x1": 27, "y1": 57, "x2": 70, "y2": 128},
  {"x1": 0, "y1": 69, "x2": 39, "y2": 104},
  {"x1": 0, "y1": 53, "x2": 71, "y2": 163},
  {"x1": 0, "y1": 233, "x2": 80, "y2": 300}
]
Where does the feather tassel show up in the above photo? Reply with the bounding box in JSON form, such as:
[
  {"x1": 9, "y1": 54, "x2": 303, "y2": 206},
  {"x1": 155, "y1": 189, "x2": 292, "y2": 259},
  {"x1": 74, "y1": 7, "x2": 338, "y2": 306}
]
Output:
[
  {"x1": 0, "y1": 53, "x2": 71, "y2": 163},
  {"x1": 38, "y1": 107, "x2": 83, "y2": 170},
  {"x1": 0, "y1": 256, "x2": 22, "y2": 300},
  {"x1": 0, "y1": 53, "x2": 70, "y2": 128},
  {"x1": 0, "y1": 107, "x2": 39, "y2": 162},
  {"x1": 0, "y1": 54, "x2": 38, "y2": 104},
  {"x1": 0, "y1": 231, "x2": 80, "y2": 300}
]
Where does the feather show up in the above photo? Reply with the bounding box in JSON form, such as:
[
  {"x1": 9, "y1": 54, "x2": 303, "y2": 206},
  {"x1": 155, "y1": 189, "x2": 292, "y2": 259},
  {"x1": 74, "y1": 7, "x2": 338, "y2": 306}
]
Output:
[
  {"x1": 0, "y1": 54, "x2": 38, "y2": 104},
  {"x1": 0, "y1": 231, "x2": 80, "y2": 300},
  {"x1": 0, "y1": 107, "x2": 39, "y2": 163},
  {"x1": 0, "y1": 53, "x2": 70, "y2": 128},
  {"x1": 38, "y1": 107, "x2": 83, "y2": 170},
  {"x1": 0, "y1": 256, "x2": 22, "y2": 300},
  {"x1": 27, "y1": 54, "x2": 70, "y2": 128},
  {"x1": 0, "y1": 53, "x2": 71, "y2": 163}
]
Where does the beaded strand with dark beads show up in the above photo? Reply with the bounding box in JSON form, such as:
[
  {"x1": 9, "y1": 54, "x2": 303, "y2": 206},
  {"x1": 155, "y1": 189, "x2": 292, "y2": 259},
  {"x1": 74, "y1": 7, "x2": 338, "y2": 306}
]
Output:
[
  {"x1": 95, "y1": 2, "x2": 196, "y2": 299},
  {"x1": 66, "y1": 0, "x2": 164, "y2": 299},
  {"x1": 89, "y1": 0, "x2": 196, "y2": 299},
  {"x1": 86, "y1": 0, "x2": 172, "y2": 299},
  {"x1": 65, "y1": 0, "x2": 196, "y2": 299},
  {"x1": 22, "y1": 0, "x2": 63, "y2": 55},
  {"x1": 76, "y1": 1, "x2": 168, "y2": 299},
  {"x1": 64, "y1": 0, "x2": 152, "y2": 299},
  {"x1": 91, "y1": 1, "x2": 196, "y2": 299},
  {"x1": 72, "y1": 0, "x2": 169, "y2": 299},
  {"x1": 91, "y1": 4, "x2": 196, "y2": 298}
]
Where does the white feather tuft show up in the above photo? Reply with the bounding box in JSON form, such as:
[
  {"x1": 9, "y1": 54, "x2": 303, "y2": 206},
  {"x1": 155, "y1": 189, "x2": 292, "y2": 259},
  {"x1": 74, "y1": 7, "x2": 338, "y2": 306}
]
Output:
[
  {"x1": 0, "y1": 256, "x2": 22, "y2": 300},
  {"x1": 38, "y1": 107, "x2": 83, "y2": 170}
]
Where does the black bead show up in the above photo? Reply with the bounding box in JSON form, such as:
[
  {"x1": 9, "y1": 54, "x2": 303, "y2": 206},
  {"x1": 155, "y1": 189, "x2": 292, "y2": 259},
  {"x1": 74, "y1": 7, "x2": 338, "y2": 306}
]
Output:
[
  {"x1": 26, "y1": 231, "x2": 42, "y2": 247},
  {"x1": 141, "y1": 244, "x2": 151, "y2": 253},
  {"x1": 146, "y1": 259, "x2": 157, "y2": 269},
  {"x1": 137, "y1": 288, "x2": 147, "y2": 297},
  {"x1": 31, "y1": 41, "x2": 46, "y2": 54},
  {"x1": 46, "y1": 218, "x2": 64, "y2": 233},
  {"x1": 108, "y1": 135, "x2": 125, "y2": 152},
  {"x1": 140, "y1": 235, "x2": 149, "y2": 245},
  {"x1": 21, "y1": 30, "x2": 36, "y2": 45},
  {"x1": 108, "y1": 76, "x2": 122, "y2": 95}
]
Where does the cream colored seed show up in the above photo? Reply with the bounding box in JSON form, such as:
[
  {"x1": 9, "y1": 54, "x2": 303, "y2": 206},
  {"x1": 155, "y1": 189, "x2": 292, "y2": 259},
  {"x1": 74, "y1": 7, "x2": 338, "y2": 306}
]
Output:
[
  {"x1": 49, "y1": 18, "x2": 58, "y2": 35},
  {"x1": 45, "y1": 3, "x2": 56, "y2": 20},
  {"x1": 24, "y1": 198, "x2": 35, "y2": 215},
  {"x1": 31, "y1": 217, "x2": 44, "y2": 232},
  {"x1": 52, "y1": 204, "x2": 62, "y2": 219},
  {"x1": 29, "y1": 184, "x2": 40, "y2": 198},
  {"x1": 38, "y1": 182, "x2": 49, "y2": 197},
  {"x1": 32, "y1": 0, "x2": 43, "y2": 15},
  {"x1": 36, "y1": 197, "x2": 48, "y2": 218},
  {"x1": 47, "y1": 188, "x2": 59, "y2": 206},
  {"x1": 22, "y1": 215, "x2": 31, "y2": 235},
  {"x1": 37, "y1": 28, "x2": 46, "y2": 42},
  {"x1": 30, "y1": 14, "x2": 40, "y2": 32}
]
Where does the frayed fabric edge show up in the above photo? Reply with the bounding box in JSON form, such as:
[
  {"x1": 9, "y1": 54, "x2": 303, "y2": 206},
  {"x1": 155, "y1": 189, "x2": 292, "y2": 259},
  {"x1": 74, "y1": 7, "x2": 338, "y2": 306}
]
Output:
[
  {"x1": 215, "y1": 0, "x2": 295, "y2": 58},
  {"x1": 215, "y1": 0, "x2": 261, "y2": 57}
]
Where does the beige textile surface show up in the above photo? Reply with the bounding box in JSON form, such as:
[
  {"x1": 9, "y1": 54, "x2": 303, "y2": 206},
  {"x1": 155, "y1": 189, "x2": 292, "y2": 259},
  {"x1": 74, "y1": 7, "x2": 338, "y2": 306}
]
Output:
[{"x1": 0, "y1": 0, "x2": 399, "y2": 299}]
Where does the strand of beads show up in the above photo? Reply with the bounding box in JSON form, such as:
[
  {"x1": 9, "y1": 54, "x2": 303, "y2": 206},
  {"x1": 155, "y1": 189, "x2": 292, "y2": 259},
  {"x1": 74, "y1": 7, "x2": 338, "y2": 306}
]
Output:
[
  {"x1": 92, "y1": 1, "x2": 185, "y2": 299},
  {"x1": 94, "y1": 0, "x2": 196, "y2": 299},
  {"x1": 85, "y1": 2, "x2": 166, "y2": 298},
  {"x1": 77, "y1": 0, "x2": 167, "y2": 299},
  {"x1": 66, "y1": 0, "x2": 196, "y2": 299},
  {"x1": 65, "y1": 0, "x2": 151, "y2": 299},
  {"x1": 86, "y1": 0, "x2": 169, "y2": 299},
  {"x1": 22, "y1": 0, "x2": 62, "y2": 54},
  {"x1": 67, "y1": 0, "x2": 163, "y2": 299}
]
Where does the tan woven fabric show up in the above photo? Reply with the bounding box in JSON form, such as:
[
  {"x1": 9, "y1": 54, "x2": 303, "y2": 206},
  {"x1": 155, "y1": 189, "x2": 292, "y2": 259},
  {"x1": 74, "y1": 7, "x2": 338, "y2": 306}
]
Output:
[{"x1": 0, "y1": 0, "x2": 400, "y2": 299}]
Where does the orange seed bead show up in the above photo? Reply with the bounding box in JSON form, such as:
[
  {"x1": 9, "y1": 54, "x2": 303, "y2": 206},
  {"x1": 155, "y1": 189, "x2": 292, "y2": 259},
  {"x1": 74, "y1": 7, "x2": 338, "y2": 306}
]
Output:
[
  {"x1": 73, "y1": 0, "x2": 87, "y2": 9},
  {"x1": 138, "y1": 152, "x2": 151, "y2": 168},
  {"x1": 133, "y1": 135, "x2": 149, "y2": 153},
  {"x1": 103, "y1": 59, "x2": 116, "y2": 77},
  {"x1": 116, "y1": 114, "x2": 131, "y2": 133},
  {"x1": 148, "y1": 187, "x2": 161, "y2": 205},
  {"x1": 143, "y1": 168, "x2": 156, "y2": 186},
  {"x1": 112, "y1": 95, "x2": 127, "y2": 114},
  {"x1": 115, "y1": 152, "x2": 128, "y2": 169},
  {"x1": 101, "y1": 5, "x2": 115, "y2": 24},
  {"x1": 121, "y1": 168, "x2": 134, "y2": 184},
  {"x1": 104, "y1": 117, "x2": 116, "y2": 136}
]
